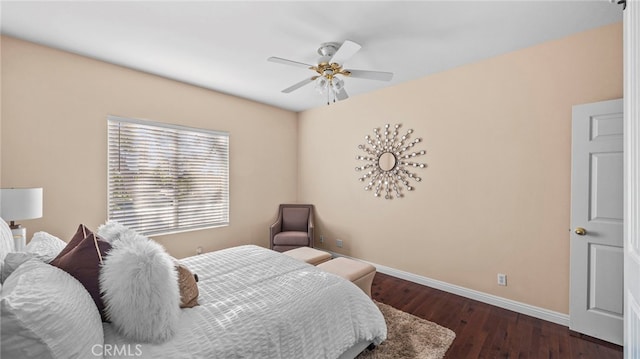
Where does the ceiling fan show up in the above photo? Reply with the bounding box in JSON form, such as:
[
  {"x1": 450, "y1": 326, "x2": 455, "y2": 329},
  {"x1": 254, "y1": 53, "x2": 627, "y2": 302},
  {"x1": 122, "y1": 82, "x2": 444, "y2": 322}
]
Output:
[{"x1": 267, "y1": 40, "x2": 394, "y2": 105}]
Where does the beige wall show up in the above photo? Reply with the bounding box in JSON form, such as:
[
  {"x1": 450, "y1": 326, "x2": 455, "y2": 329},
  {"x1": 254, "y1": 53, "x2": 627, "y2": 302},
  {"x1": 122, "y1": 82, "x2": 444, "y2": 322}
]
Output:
[
  {"x1": 0, "y1": 22, "x2": 623, "y2": 314},
  {"x1": 298, "y1": 23, "x2": 622, "y2": 314},
  {"x1": 0, "y1": 36, "x2": 298, "y2": 258}
]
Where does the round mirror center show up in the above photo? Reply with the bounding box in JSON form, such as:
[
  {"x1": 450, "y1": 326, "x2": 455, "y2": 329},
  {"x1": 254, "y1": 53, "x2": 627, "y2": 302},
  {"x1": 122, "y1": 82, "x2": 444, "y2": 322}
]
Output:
[{"x1": 378, "y1": 152, "x2": 397, "y2": 171}]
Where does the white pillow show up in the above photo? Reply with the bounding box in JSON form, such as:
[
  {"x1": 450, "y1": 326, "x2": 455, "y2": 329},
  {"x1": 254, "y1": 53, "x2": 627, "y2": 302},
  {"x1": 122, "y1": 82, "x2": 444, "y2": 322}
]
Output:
[
  {"x1": 0, "y1": 217, "x2": 15, "y2": 280},
  {"x1": 1, "y1": 259, "x2": 103, "y2": 358},
  {"x1": 26, "y1": 231, "x2": 67, "y2": 262},
  {"x1": 100, "y1": 233, "x2": 180, "y2": 343}
]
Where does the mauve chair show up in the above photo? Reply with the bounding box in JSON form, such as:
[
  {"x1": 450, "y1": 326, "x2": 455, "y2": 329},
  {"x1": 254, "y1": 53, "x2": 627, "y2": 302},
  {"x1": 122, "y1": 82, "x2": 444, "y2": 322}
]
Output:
[{"x1": 270, "y1": 204, "x2": 315, "y2": 252}]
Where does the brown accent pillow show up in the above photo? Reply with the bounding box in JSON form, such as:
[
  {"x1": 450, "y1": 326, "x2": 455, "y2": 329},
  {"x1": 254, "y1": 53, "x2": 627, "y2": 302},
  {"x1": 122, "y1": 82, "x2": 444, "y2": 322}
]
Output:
[
  {"x1": 176, "y1": 264, "x2": 199, "y2": 308},
  {"x1": 51, "y1": 228, "x2": 112, "y2": 321},
  {"x1": 50, "y1": 224, "x2": 92, "y2": 262}
]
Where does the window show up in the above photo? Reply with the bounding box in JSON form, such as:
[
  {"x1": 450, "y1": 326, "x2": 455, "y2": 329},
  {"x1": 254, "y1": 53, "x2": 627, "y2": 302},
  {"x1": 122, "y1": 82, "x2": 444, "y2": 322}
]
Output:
[{"x1": 107, "y1": 116, "x2": 229, "y2": 236}]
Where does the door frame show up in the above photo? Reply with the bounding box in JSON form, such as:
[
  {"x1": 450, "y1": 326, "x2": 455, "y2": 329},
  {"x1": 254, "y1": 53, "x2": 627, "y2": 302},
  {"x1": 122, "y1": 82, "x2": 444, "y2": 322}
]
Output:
[{"x1": 623, "y1": 1, "x2": 640, "y2": 356}]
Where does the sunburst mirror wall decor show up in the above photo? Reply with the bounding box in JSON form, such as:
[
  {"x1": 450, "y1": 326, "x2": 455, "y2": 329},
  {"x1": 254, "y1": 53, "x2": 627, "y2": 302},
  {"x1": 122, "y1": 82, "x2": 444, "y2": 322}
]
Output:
[{"x1": 355, "y1": 124, "x2": 427, "y2": 199}]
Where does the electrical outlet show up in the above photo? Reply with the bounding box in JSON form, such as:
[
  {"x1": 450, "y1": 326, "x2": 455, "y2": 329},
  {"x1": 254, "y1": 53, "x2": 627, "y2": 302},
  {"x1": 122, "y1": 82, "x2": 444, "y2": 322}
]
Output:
[
  {"x1": 320, "y1": 235, "x2": 324, "y2": 243},
  {"x1": 336, "y1": 239, "x2": 343, "y2": 248},
  {"x1": 196, "y1": 246, "x2": 203, "y2": 255},
  {"x1": 497, "y1": 273, "x2": 507, "y2": 286}
]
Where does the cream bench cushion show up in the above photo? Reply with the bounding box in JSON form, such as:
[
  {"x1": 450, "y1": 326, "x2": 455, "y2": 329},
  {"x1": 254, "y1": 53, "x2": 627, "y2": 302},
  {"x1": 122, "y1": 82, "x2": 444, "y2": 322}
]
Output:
[
  {"x1": 283, "y1": 247, "x2": 331, "y2": 265},
  {"x1": 317, "y1": 257, "x2": 376, "y2": 298}
]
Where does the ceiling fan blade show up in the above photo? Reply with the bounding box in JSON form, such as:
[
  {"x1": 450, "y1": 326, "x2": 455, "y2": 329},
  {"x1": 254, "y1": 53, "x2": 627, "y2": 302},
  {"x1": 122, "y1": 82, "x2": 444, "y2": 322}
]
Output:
[
  {"x1": 282, "y1": 77, "x2": 315, "y2": 93},
  {"x1": 336, "y1": 88, "x2": 349, "y2": 101},
  {"x1": 346, "y1": 69, "x2": 394, "y2": 81},
  {"x1": 268, "y1": 57, "x2": 314, "y2": 69},
  {"x1": 329, "y1": 40, "x2": 361, "y2": 65}
]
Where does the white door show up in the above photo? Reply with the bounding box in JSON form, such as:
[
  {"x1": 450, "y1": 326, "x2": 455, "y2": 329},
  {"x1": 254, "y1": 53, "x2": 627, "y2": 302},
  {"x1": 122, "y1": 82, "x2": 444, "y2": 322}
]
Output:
[{"x1": 569, "y1": 98, "x2": 624, "y2": 346}]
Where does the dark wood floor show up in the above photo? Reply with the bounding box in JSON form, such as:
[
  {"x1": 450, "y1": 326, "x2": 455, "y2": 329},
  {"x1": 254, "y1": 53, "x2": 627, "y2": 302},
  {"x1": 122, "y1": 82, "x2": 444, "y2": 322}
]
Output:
[{"x1": 371, "y1": 272, "x2": 623, "y2": 359}]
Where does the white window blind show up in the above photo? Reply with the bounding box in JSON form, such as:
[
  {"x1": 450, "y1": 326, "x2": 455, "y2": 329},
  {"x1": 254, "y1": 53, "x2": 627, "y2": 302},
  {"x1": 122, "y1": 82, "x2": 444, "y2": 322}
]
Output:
[{"x1": 107, "y1": 116, "x2": 229, "y2": 236}]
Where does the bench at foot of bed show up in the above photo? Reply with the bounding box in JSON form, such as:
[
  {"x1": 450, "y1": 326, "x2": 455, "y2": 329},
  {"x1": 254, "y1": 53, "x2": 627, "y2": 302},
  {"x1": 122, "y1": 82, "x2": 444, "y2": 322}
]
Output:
[
  {"x1": 317, "y1": 257, "x2": 376, "y2": 298},
  {"x1": 283, "y1": 247, "x2": 332, "y2": 265}
]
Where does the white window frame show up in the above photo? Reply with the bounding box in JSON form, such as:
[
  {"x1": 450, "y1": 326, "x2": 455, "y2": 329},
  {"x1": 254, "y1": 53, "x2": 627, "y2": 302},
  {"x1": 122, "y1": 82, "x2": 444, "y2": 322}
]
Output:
[{"x1": 107, "y1": 115, "x2": 229, "y2": 236}]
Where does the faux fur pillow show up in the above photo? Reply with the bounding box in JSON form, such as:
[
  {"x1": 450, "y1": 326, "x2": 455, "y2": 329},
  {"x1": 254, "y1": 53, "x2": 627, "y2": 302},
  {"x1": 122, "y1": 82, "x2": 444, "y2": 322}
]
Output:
[
  {"x1": 100, "y1": 221, "x2": 199, "y2": 308},
  {"x1": 97, "y1": 220, "x2": 133, "y2": 243},
  {"x1": 100, "y1": 233, "x2": 180, "y2": 343}
]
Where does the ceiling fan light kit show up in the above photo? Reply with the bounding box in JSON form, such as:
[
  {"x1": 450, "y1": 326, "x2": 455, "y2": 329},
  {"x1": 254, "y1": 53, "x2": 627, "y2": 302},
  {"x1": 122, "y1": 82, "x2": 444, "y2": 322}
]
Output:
[{"x1": 268, "y1": 40, "x2": 394, "y2": 105}]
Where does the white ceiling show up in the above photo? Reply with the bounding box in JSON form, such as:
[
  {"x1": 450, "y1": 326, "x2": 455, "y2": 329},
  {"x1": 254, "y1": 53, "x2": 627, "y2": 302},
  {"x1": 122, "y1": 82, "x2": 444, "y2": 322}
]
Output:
[{"x1": 0, "y1": 1, "x2": 622, "y2": 112}]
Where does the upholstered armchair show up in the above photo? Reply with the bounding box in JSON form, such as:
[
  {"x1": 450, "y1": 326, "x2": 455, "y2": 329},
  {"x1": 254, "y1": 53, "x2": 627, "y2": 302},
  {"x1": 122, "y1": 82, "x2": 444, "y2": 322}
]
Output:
[{"x1": 270, "y1": 204, "x2": 314, "y2": 252}]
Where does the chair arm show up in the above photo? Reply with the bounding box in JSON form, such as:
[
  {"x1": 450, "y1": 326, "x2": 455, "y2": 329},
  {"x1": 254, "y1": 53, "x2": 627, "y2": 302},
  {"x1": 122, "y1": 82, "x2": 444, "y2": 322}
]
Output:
[
  {"x1": 270, "y1": 217, "x2": 283, "y2": 238},
  {"x1": 307, "y1": 218, "x2": 315, "y2": 247}
]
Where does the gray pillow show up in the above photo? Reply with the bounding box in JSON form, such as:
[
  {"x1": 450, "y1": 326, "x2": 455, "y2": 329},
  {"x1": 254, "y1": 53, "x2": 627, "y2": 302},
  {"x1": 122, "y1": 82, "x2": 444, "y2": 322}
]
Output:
[{"x1": 1, "y1": 252, "x2": 36, "y2": 282}]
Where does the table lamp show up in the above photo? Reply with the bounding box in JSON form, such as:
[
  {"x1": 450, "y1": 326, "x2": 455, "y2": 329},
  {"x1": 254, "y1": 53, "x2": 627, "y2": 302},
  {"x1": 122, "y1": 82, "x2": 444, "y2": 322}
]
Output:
[{"x1": 0, "y1": 188, "x2": 43, "y2": 251}]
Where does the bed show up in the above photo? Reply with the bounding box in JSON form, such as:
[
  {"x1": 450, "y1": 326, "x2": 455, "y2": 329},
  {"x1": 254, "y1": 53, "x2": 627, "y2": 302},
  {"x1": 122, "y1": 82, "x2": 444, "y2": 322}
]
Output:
[{"x1": 0, "y1": 219, "x2": 387, "y2": 359}]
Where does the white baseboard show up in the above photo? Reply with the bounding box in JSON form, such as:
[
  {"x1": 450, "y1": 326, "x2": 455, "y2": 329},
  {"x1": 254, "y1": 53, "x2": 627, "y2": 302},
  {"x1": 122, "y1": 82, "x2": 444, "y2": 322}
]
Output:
[{"x1": 327, "y1": 251, "x2": 569, "y2": 327}]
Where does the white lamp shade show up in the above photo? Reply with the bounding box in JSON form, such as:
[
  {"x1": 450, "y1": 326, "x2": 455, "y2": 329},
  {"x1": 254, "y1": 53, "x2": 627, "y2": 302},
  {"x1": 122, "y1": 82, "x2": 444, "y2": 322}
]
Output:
[{"x1": 0, "y1": 188, "x2": 43, "y2": 221}]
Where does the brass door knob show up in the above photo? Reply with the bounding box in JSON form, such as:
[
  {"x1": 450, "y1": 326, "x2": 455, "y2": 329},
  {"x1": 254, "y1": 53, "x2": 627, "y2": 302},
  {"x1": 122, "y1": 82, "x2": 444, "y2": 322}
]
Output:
[{"x1": 574, "y1": 227, "x2": 587, "y2": 236}]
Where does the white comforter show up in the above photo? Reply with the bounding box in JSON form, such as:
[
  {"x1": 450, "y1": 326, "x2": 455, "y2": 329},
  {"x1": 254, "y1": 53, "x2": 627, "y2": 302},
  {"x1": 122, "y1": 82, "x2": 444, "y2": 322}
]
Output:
[{"x1": 103, "y1": 245, "x2": 387, "y2": 359}]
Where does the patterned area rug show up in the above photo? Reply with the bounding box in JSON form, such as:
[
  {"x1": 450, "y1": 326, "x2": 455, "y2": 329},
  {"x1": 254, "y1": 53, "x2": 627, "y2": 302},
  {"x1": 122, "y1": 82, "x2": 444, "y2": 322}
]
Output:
[{"x1": 357, "y1": 301, "x2": 456, "y2": 359}]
